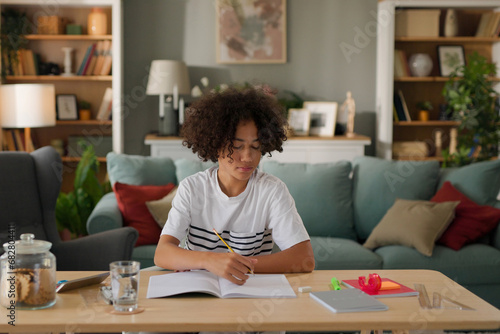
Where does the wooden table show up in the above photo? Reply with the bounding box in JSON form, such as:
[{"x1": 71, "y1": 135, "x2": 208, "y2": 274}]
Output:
[{"x1": 1, "y1": 269, "x2": 499, "y2": 333}]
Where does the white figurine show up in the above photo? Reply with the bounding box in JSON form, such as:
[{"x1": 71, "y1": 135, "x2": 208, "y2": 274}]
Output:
[{"x1": 340, "y1": 91, "x2": 356, "y2": 137}]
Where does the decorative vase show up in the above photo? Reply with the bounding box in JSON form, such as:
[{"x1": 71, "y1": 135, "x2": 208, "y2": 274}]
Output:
[
  {"x1": 444, "y1": 9, "x2": 458, "y2": 37},
  {"x1": 87, "y1": 7, "x2": 107, "y2": 35},
  {"x1": 408, "y1": 53, "x2": 433, "y2": 77},
  {"x1": 61, "y1": 47, "x2": 74, "y2": 76}
]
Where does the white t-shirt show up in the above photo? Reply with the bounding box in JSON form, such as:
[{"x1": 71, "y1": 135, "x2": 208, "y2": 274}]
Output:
[{"x1": 161, "y1": 166, "x2": 310, "y2": 256}]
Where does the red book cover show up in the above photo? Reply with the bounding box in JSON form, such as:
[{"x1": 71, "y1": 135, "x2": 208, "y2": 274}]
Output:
[{"x1": 341, "y1": 278, "x2": 419, "y2": 298}]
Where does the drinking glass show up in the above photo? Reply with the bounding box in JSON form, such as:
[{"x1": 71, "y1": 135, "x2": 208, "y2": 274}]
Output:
[{"x1": 109, "y1": 261, "x2": 140, "y2": 312}]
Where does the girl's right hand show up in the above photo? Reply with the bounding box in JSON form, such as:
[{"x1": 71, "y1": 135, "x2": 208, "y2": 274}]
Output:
[{"x1": 203, "y1": 252, "x2": 257, "y2": 285}]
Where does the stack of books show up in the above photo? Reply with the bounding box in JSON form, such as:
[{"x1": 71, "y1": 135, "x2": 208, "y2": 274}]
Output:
[
  {"x1": 475, "y1": 11, "x2": 500, "y2": 37},
  {"x1": 76, "y1": 40, "x2": 112, "y2": 76}
]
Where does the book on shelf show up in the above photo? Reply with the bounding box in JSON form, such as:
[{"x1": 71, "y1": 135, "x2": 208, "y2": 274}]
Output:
[
  {"x1": 310, "y1": 289, "x2": 388, "y2": 313},
  {"x1": 99, "y1": 41, "x2": 112, "y2": 75},
  {"x1": 341, "y1": 278, "x2": 419, "y2": 298},
  {"x1": 96, "y1": 87, "x2": 113, "y2": 121},
  {"x1": 397, "y1": 89, "x2": 411, "y2": 121},
  {"x1": 146, "y1": 270, "x2": 296, "y2": 299},
  {"x1": 85, "y1": 43, "x2": 99, "y2": 76},
  {"x1": 476, "y1": 11, "x2": 500, "y2": 37},
  {"x1": 394, "y1": 49, "x2": 410, "y2": 77},
  {"x1": 77, "y1": 43, "x2": 96, "y2": 75},
  {"x1": 93, "y1": 40, "x2": 111, "y2": 75},
  {"x1": 393, "y1": 92, "x2": 406, "y2": 121}
]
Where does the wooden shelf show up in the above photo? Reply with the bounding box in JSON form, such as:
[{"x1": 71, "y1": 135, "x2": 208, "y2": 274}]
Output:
[
  {"x1": 394, "y1": 121, "x2": 460, "y2": 126},
  {"x1": 6, "y1": 75, "x2": 112, "y2": 82},
  {"x1": 57, "y1": 120, "x2": 112, "y2": 126},
  {"x1": 395, "y1": 36, "x2": 500, "y2": 43},
  {"x1": 25, "y1": 34, "x2": 112, "y2": 41}
]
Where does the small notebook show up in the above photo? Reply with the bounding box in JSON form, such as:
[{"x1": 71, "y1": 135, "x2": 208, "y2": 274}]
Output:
[
  {"x1": 310, "y1": 289, "x2": 388, "y2": 313},
  {"x1": 341, "y1": 278, "x2": 419, "y2": 298},
  {"x1": 147, "y1": 270, "x2": 296, "y2": 299}
]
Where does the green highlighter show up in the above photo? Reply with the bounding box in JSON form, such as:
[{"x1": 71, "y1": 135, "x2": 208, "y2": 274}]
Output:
[{"x1": 330, "y1": 277, "x2": 342, "y2": 290}]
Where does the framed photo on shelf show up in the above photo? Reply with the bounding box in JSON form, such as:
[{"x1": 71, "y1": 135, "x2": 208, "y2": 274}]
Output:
[
  {"x1": 56, "y1": 94, "x2": 78, "y2": 120},
  {"x1": 216, "y1": 0, "x2": 286, "y2": 64},
  {"x1": 437, "y1": 45, "x2": 465, "y2": 77},
  {"x1": 303, "y1": 101, "x2": 338, "y2": 137},
  {"x1": 288, "y1": 108, "x2": 311, "y2": 136}
]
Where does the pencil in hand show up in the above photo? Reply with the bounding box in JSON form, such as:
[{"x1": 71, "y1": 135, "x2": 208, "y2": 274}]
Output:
[{"x1": 212, "y1": 228, "x2": 254, "y2": 275}]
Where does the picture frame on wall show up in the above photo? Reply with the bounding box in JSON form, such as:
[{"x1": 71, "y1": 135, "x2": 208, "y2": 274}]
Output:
[
  {"x1": 303, "y1": 101, "x2": 338, "y2": 137},
  {"x1": 288, "y1": 108, "x2": 311, "y2": 136},
  {"x1": 216, "y1": 0, "x2": 287, "y2": 64},
  {"x1": 56, "y1": 94, "x2": 78, "y2": 120},
  {"x1": 437, "y1": 45, "x2": 465, "y2": 77}
]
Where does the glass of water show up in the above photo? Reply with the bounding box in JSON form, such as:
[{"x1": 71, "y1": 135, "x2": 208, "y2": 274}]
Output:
[{"x1": 110, "y1": 261, "x2": 140, "y2": 312}]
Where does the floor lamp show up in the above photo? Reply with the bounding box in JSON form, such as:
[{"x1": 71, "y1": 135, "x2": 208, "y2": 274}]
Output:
[
  {"x1": 146, "y1": 60, "x2": 190, "y2": 136},
  {"x1": 0, "y1": 84, "x2": 56, "y2": 152}
]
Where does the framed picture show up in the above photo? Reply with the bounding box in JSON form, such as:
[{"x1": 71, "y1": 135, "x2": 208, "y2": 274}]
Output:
[
  {"x1": 216, "y1": 0, "x2": 286, "y2": 64},
  {"x1": 288, "y1": 108, "x2": 310, "y2": 136},
  {"x1": 437, "y1": 45, "x2": 465, "y2": 77},
  {"x1": 56, "y1": 94, "x2": 78, "y2": 120},
  {"x1": 303, "y1": 101, "x2": 338, "y2": 137}
]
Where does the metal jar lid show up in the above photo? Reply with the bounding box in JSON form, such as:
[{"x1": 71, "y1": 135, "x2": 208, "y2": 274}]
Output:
[{"x1": 3, "y1": 233, "x2": 52, "y2": 254}]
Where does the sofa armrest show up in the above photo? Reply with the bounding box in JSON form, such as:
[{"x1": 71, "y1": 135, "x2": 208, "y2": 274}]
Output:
[
  {"x1": 87, "y1": 192, "x2": 124, "y2": 234},
  {"x1": 53, "y1": 227, "x2": 138, "y2": 271}
]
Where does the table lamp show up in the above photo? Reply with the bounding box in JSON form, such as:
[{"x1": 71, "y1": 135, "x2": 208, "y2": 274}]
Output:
[
  {"x1": 0, "y1": 84, "x2": 56, "y2": 152},
  {"x1": 146, "y1": 60, "x2": 190, "y2": 136}
]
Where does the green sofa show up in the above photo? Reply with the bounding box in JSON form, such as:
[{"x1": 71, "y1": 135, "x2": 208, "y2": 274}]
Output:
[{"x1": 87, "y1": 153, "x2": 500, "y2": 309}]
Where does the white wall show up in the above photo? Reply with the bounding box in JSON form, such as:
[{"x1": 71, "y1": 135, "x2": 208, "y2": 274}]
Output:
[{"x1": 123, "y1": 0, "x2": 378, "y2": 155}]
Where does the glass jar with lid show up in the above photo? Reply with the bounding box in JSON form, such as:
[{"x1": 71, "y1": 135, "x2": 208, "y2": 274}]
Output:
[{"x1": 0, "y1": 233, "x2": 56, "y2": 310}]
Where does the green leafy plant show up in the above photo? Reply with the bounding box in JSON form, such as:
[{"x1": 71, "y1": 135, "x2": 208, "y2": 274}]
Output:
[
  {"x1": 442, "y1": 52, "x2": 500, "y2": 167},
  {"x1": 55, "y1": 142, "x2": 111, "y2": 238},
  {"x1": 78, "y1": 100, "x2": 91, "y2": 110},
  {"x1": 416, "y1": 100, "x2": 433, "y2": 111},
  {"x1": 1, "y1": 9, "x2": 32, "y2": 77},
  {"x1": 278, "y1": 90, "x2": 304, "y2": 119}
]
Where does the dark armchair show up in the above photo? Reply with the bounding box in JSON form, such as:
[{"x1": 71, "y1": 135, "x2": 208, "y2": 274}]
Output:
[{"x1": 0, "y1": 146, "x2": 138, "y2": 270}]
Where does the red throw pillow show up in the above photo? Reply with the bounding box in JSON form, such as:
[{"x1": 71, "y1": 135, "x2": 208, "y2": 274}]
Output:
[
  {"x1": 114, "y1": 182, "x2": 176, "y2": 246},
  {"x1": 431, "y1": 181, "x2": 500, "y2": 250}
]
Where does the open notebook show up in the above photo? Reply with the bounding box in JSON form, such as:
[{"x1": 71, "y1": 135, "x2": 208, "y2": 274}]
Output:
[{"x1": 146, "y1": 270, "x2": 296, "y2": 299}]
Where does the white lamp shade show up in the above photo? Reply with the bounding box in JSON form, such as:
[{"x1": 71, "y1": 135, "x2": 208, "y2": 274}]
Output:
[
  {"x1": 0, "y1": 84, "x2": 56, "y2": 128},
  {"x1": 146, "y1": 60, "x2": 191, "y2": 95}
]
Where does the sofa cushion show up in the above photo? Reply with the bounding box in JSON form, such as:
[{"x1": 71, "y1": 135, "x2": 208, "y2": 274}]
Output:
[
  {"x1": 114, "y1": 182, "x2": 176, "y2": 246},
  {"x1": 438, "y1": 159, "x2": 500, "y2": 206},
  {"x1": 261, "y1": 161, "x2": 356, "y2": 239},
  {"x1": 363, "y1": 199, "x2": 459, "y2": 256},
  {"x1": 353, "y1": 157, "x2": 440, "y2": 240},
  {"x1": 146, "y1": 187, "x2": 178, "y2": 228},
  {"x1": 376, "y1": 244, "x2": 500, "y2": 286},
  {"x1": 432, "y1": 181, "x2": 500, "y2": 250},
  {"x1": 311, "y1": 237, "x2": 383, "y2": 270},
  {"x1": 174, "y1": 159, "x2": 218, "y2": 183},
  {"x1": 107, "y1": 152, "x2": 177, "y2": 186}
]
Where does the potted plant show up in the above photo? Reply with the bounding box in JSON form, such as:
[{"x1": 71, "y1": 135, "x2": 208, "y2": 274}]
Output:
[
  {"x1": 0, "y1": 9, "x2": 31, "y2": 77},
  {"x1": 416, "y1": 100, "x2": 433, "y2": 121},
  {"x1": 78, "y1": 100, "x2": 91, "y2": 120},
  {"x1": 441, "y1": 52, "x2": 500, "y2": 167},
  {"x1": 55, "y1": 142, "x2": 111, "y2": 239}
]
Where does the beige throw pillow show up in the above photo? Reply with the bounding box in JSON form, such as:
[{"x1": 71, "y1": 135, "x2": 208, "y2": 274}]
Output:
[
  {"x1": 363, "y1": 198, "x2": 459, "y2": 256},
  {"x1": 145, "y1": 186, "x2": 178, "y2": 228}
]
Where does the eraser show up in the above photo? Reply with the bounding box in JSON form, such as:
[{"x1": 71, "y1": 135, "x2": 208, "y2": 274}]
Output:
[{"x1": 298, "y1": 286, "x2": 312, "y2": 293}]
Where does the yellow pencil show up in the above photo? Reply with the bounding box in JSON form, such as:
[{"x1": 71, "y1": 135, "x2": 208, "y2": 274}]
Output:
[{"x1": 213, "y1": 228, "x2": 254, "y2": 275}]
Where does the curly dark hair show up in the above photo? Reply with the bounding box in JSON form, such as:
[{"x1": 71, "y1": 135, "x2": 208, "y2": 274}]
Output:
[{"x1": 181, "y1": 86, "x2": 288, "y2": 162}]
